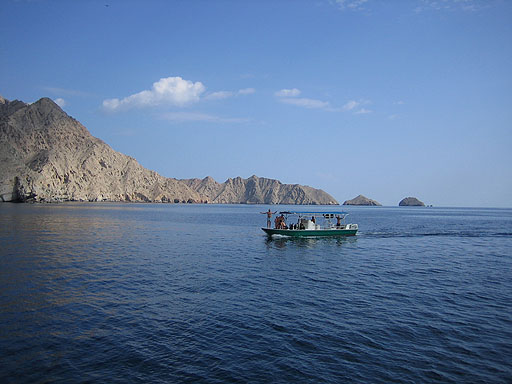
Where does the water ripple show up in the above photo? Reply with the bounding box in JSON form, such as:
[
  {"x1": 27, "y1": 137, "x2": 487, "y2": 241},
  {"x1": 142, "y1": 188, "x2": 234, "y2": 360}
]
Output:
[{"x1": 1, "y1": 204, "x2": 511, "y2": 383}]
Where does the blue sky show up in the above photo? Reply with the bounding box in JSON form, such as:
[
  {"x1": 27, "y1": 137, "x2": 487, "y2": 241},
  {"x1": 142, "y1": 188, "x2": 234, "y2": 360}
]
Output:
[{"x1": 2, "y1": 0, "x2": 511, "y2": 207}]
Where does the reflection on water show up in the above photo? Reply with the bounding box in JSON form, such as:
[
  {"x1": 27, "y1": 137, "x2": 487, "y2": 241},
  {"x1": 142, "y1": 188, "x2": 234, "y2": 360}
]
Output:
[
  {"x1": 0, "y1": 203, "x2": 158, "y2": 322},
  {"x1": 265, "y1": 235, "x2": 357, "y2": 250}
]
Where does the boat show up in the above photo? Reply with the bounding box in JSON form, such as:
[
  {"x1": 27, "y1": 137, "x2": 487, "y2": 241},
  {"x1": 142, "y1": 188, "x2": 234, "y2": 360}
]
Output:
[{"x1": 262, "y1": 211, "x2": 358, "y2": 237}]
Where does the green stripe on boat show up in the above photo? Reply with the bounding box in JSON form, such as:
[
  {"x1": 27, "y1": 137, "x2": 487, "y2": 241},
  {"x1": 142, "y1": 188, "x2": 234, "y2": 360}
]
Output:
[{"x1": 262, "y1": 227, "x2": 357, "y2": 237}]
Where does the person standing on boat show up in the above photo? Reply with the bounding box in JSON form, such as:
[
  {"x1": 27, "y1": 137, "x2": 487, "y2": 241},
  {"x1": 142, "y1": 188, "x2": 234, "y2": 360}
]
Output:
[
  {"x1": 261, "y1": 209, "x2": 277, "y2": 228},
  {"x1": 336, "y1": 215, "x2": 342, "y2": 228}
]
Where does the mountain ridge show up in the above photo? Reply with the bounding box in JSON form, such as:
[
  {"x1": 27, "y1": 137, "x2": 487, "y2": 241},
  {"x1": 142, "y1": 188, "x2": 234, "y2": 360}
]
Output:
[{"x1": 0, "y1": 96, "x2": 338, "y2": 205}]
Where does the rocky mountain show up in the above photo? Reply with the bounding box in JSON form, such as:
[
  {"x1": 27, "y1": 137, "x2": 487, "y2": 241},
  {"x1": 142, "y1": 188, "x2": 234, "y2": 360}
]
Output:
[
  {"x1": 0, "y1": 95, "x2": 338, "y2": 205},
  {"x1": 399, "y1": 197, "x2": 425, "y2": 206},
  {"x1": 343, "y1": 194, "x2": 382, "y2": 206},
  {"x1": 181, "y1": 175, "x2": 338, "y2": 205}
]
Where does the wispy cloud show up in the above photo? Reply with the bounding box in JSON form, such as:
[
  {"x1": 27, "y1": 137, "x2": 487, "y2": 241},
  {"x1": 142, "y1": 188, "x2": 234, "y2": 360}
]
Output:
[
  {"x1": 354, "y1": 108, "x2": 372, "y2": 114},
  {"x1": 280, "y1": 97, "x2": 331, "y2": 109},
  {"x1": 275, "y1": 88, "x2": 332, "y2": 110},
  {"x1": 342, "y1": 99, "x2": 372, "y2": 114},
  {"x1": 205, "y1": 87, "x2": 256, "y2": 100},
  {"x1": 160, "y1": 112, "x2": 249, "y2": 124},
  {"x1": 238, "y1": 88, "x2": 256, "y2": 95},
  {"x1": 415, "y1": 0, "x2": 485, "y2": 12},
  {"x1": 330, "y1": 0, "x2": 487, "y2": 13},
  {"x1": 275, "y1": 88, "x2": 301, "y2": 97},
  {"x1": 275, "y1": 89, "x2": 373, "y2": 114},
  {"x1": 205, "y1": 91, "x2": 234, "y2": 100},
  {"x1": 332, "y1": 0, "x2": 369, "y2": 11},
  {"x1": 342, "y1": 100, "x2": 360, "y2": 111}
]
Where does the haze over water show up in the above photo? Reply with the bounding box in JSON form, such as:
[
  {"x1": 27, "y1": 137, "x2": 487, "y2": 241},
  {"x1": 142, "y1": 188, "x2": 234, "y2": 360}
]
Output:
[{"x1": 1, "y1": 203, "x2": 511, "y2": 383}]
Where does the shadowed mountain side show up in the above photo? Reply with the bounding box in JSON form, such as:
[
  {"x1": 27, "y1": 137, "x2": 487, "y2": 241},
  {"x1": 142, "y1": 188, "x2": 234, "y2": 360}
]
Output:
[
  {"x1": 0, "y1": 96, "x2": 338, "y2": 204},
  {"x1": 399, "y1": 197, "x2": 425, "y2": 206}
]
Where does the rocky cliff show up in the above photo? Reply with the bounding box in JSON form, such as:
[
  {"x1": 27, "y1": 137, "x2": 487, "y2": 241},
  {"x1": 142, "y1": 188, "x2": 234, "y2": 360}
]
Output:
[
  {"x1": 181, "y1": 175, "x2": 338, "y2": 205},
  {"x1": 343, "y1": 194, "x2": 382, "y2": 206},
  {"x1": 0, "y1": 96, "x2": 338, "y2": 205}
]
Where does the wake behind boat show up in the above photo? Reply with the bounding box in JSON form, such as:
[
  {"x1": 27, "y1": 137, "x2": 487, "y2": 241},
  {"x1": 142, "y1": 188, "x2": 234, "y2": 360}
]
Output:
[{"x1": 262, "y1": 211, "x2": 358, "y2": 237}]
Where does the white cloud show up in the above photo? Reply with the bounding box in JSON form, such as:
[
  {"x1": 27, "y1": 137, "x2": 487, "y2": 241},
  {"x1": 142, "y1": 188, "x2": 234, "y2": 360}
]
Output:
[
  {"x1": 103, "y1": 76, "x2": 206, "y2": 111},
  {"x1": 160, "y1": 111, "x2": 249, "y2": 123},
  {"x1": 54, "y1": 98, "x2": 66, "y2": 107},
  {"x1": 275, "y1": 88, "x2": 301, "y2": 97},
  {"x1": 355, "y1": 108, "x2": 372, "y2": 114}
]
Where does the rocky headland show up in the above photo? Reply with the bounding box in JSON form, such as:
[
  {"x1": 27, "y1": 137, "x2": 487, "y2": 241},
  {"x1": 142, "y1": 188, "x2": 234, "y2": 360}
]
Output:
[
  {"x1": 343, "y1": 194, "x2": 382, "y2": 206},
  {"x1": 399, "y1": 197, "x2": 425, "y2": 206},
  {"x1": 0, "y1": 95, "x2": 338, "y2": 205}
]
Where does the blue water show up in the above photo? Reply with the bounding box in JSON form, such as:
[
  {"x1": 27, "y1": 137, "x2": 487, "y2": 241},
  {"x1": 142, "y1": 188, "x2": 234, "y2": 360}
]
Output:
[{"x1": 1, "y1": 203, "x2": 511, "y2": 383}]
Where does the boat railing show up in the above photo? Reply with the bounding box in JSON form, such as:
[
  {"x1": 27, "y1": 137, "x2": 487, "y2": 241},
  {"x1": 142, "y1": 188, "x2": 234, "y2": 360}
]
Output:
[{"x1": 272, "y1": 212, "x2": 356, "y2": 231}]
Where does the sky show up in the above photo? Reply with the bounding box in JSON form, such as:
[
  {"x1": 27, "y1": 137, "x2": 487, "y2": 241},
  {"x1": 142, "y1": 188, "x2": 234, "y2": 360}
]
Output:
[{"x1": 1, "y1": 0, "x2": 511, "y2": 207}]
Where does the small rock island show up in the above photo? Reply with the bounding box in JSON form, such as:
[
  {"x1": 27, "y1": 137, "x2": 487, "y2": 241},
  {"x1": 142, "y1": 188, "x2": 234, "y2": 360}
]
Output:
[
  {"x1": 399, "y1": 197, "x2": 425, "y2": 206},
  {"x1": 343, "y1": 195, "x2": 382, "y2": 206}
]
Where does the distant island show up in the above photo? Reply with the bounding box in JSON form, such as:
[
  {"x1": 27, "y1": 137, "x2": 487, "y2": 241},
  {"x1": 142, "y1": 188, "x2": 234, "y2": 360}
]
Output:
[
  {"x1": 343, "y1": 195, "x2": 382, "y2": 206},
  {"x1": 399, "y1": 197, "x2": 425, "y2": 206},
  {"x1": 0, "y1": 95, "x2": 338, "y2": 205}
]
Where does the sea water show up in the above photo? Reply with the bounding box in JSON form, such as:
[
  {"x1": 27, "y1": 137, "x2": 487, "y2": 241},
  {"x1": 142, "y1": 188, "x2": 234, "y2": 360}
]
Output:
[{"x1": 0, "y1": 203, "x2": 511, "y2": 383}]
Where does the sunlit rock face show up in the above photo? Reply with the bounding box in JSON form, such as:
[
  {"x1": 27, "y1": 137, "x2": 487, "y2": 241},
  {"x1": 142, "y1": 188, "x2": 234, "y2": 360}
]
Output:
[
  {"x1": 0, "y1": 96, "x2": 338, "y2": 205},
  {"x1": 343, "y1": 195, "x2": 382, "y2": 206},
  {"x1": 181, "y1": 175, "x2": 338, "y2": 205}
]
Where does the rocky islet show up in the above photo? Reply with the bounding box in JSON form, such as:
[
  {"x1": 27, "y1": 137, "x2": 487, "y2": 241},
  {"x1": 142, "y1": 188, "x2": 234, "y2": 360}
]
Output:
[
  {"x1": 399, "y1": 197, "x2": 425, "y2": 206},
  {"x1": 343, "y1": 194, "x2": 382, "y2": 206}
]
